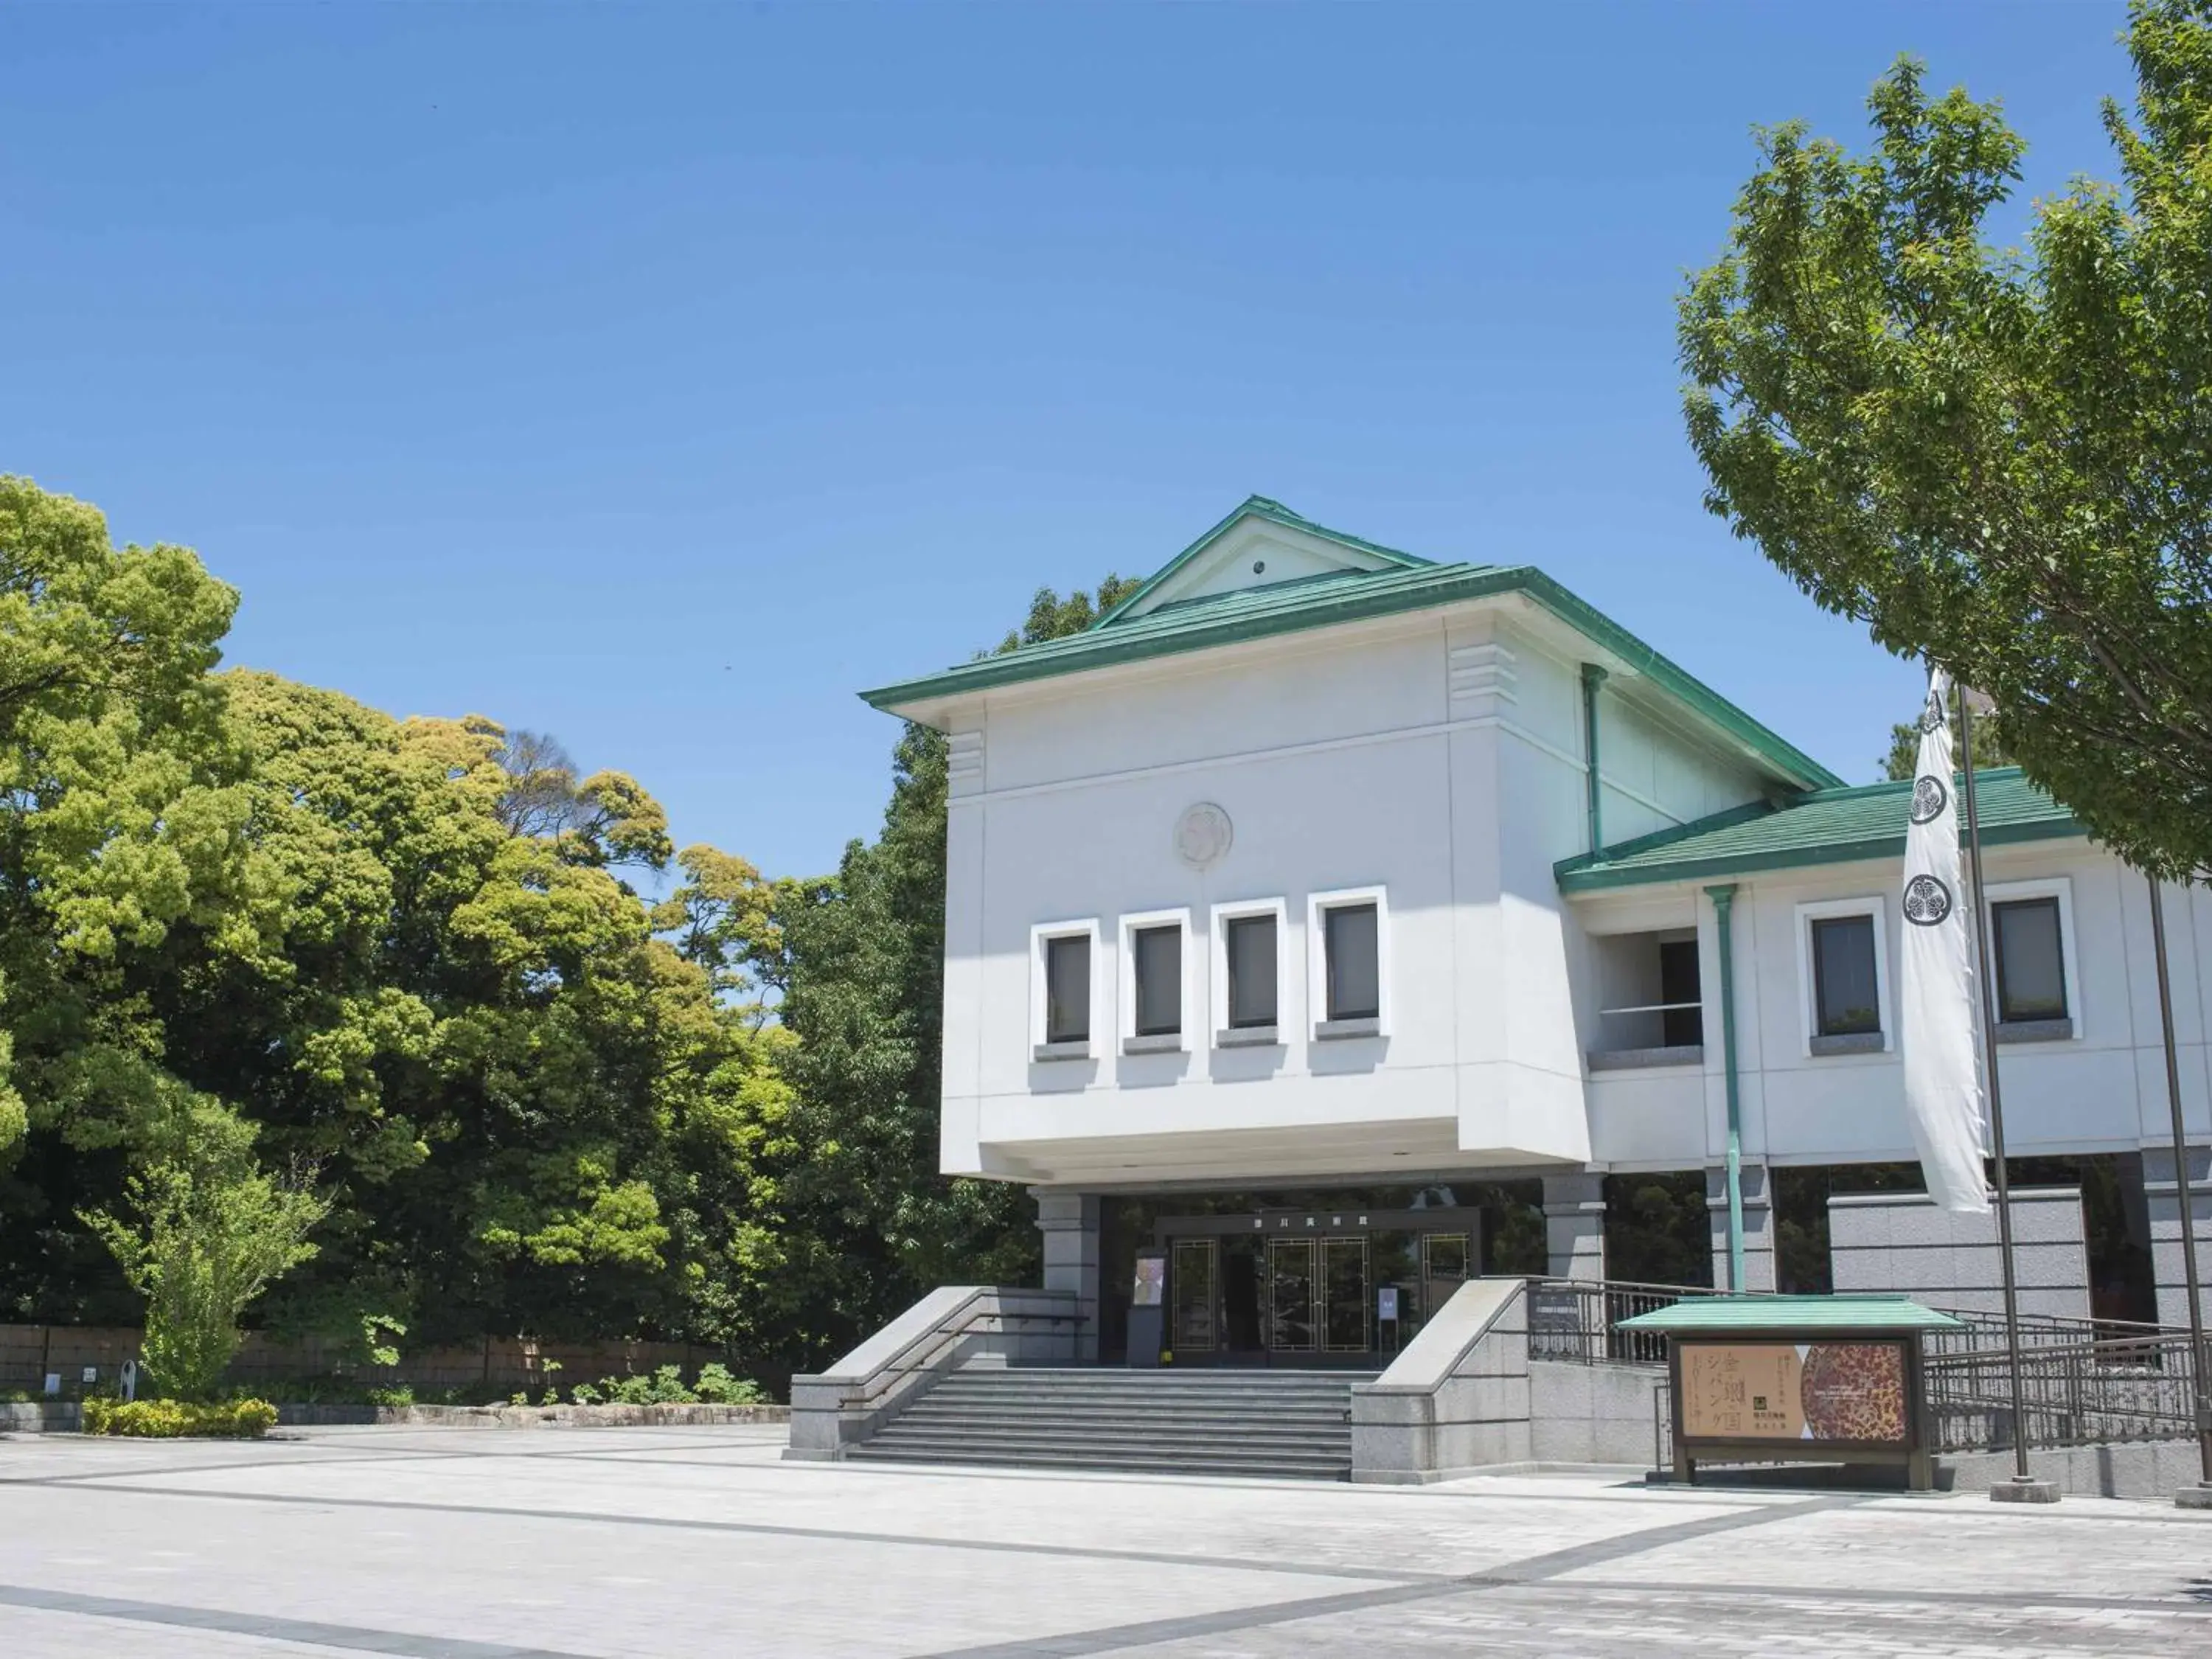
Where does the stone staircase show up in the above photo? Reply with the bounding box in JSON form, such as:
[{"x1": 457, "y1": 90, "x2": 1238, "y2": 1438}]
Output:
[{"x1": 844, "y1": 1366, "x2": 1370, "y2": 1480}]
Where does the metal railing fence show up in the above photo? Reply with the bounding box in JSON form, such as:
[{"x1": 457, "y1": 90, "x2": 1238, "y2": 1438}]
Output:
[
  {"x1": 1525, "y1": 1276, "x2": 1738, "y2": 1367},
  {"x1": 1924, "y1": 1332, "x2": 2203, "y2": 1452}
]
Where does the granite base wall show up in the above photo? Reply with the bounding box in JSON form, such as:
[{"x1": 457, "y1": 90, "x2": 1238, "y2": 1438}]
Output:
[
  {"x1": 1828, "y1": 1186, "x2": 2090, "y2": 1320},
  {"x1": 1528, "y1": 1359, "x2": 1667, "y2": 1468}
]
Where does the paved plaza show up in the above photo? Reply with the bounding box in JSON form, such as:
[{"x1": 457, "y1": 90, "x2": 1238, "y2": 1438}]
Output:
[{"x1": 3, "y1": 1425, "x2": 2211, "y2": 1656}]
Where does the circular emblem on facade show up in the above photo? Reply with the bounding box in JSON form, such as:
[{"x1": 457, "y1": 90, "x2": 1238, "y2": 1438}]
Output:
[
  {"x1": 1174, "y1": 802, "x2": 1234, "y2": 869},
  {"x1": 1910, "y1": 774, "x2": 1949, "y2": 825},
  {"x1": 1902, "y1": 874, "x2": 1953, "y2": 927}
]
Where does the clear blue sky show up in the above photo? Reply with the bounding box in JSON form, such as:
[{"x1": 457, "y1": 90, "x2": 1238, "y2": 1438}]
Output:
[{"x1": 3, "y1": 3, "x2": 2133, "y2": 880}]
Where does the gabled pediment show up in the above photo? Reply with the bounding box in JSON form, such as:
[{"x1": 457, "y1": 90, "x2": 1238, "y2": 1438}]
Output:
[{"x1": 1096, "y1": 495, "x2": 1432, "y2": 627}]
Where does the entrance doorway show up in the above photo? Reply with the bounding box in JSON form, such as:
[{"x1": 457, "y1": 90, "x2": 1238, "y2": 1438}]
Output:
[{"x1": 1155, "y1": 1208, "x2": 1479, "y2": 1366}]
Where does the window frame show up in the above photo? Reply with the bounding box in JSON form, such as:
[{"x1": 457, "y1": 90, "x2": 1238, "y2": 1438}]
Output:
[
  {"x1": 1030, "y1": 918, "x2": 1101, "y2": 1060},
  {"x1": 1209, "y1": 897, "x2": 1290, "y2": 1048},
  {"x1": 1793, "y1": 896, "x2": 1891, "y2": 1057},
  {"x1": 1118, "y1": 907, "x2": 1193, "y2": 1054},
  {"x1": 1983, "y1": 876, "x2": 2080, "y2": 1039},
  {"x1": 1307, "y1": 885, "x2": 1391, "y2": 1040}
]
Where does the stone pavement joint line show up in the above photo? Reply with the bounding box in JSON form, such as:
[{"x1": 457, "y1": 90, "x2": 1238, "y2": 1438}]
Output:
[
  {"x1": 918, "y1": 1495, "x2": 1853, "y2": 1659},
  {"x1": 0, "y1": 1582, "x2": 600, "y2": 1659},
  {"x1": 1552, "y1": 1577, "x2": 2212, "y2": 1615},
  {"x1": 10, "y1": 1478, "x2": 1450, "y2": 1585}
]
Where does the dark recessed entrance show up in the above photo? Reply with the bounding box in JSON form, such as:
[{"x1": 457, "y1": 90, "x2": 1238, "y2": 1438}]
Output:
[{"x1": 1154, "y1": 1207, "x2": 1482, "y2": 1366}]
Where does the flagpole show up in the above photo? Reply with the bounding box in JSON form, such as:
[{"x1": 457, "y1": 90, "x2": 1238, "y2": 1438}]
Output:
[
  {"x1": 1957, "y1": 692, "x2": 2048, "y2": 1500},
  {"x1": 2145, "y1": 872, "x2": 2212, "y2": 1503}
]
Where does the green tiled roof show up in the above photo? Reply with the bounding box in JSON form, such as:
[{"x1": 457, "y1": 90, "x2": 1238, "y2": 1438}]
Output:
[
  {"x1": 1556, "y1": 768, "x2": 2081, "y2": 893},
  {"x1": 1616, "y1": 1295, "x2": 1964, "y2": 1333},
  {"x1": 860, "y1": 498, "x2": 1846, "y2": 792}
]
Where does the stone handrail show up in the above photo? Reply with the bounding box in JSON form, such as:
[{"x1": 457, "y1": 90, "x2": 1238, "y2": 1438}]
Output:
[
  {"x1": 1351, "y1": 1277, "x2": 1532, "y2": 1483},
  {"x1": 783, "y1": 1284, "x2": 1082, "y2": 1461}
]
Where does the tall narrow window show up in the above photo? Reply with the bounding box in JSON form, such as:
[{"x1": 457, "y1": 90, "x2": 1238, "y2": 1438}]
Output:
[
  {"x1": 1993, "y1": 897, "x2": 2066, "y2": 1023},
  {"x1": 1132, "y1": 923, "x2": 1181, "y2": 1037},
  {"x1": 1809, "y1": 914, "x2": 1879, "y2": 1037},
  {"x1": 1324, "y1": 902, "x2": 1380, "y2": 1023},
  {"x1": 1658, "y1": 939, "x2": 1703, "y2": 1048},
  {"x1": 1044, "y1": 934, "x2": 1090, "y2": 1045},
  {"x1": 1225, "y1": 914, "x2": 1278, "y2": 1029}
]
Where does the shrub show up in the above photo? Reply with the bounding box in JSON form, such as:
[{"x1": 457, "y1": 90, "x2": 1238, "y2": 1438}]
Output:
[
  {"x1": 691, "y1": 1363, "x2": 764, "y2": 1405},
  {"x1": 83, "y1": 1397, "x2": 279, "y2": 1438},
  {"x1": 593, "y1": 1364, "x2": 696, "y2": 1405},
  {"x1": 568, "y1": 1382, "x2": 600, "y2": 1405},
  {"x1": 79, "y1": 1107, "x2": 327, "y2": 1402},
  {"x1": 364, "y1": 1385, "x2": 413, "y2": 1408}
]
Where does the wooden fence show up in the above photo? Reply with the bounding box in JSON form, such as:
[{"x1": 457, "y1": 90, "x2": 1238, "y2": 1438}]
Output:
[{"x1": 0, "y1": 1324, "x2": 717, "y2": 1397}]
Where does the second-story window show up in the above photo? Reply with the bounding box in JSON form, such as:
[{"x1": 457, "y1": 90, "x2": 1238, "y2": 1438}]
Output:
[
  {"x1": 1810, "y1": 914, "x2": 1880, "y2": 1039},
  {"x1": 1132, "y1": 923, "x2": 1182, "y2": 1037},
  {"x1": 1225, "y1": 914, "x2": 1278, "y2": 1029},
  {"x1": 1045, "y1": 934, "x2": 1091, "y2": 1045},
  {"x1": 1324, "y1": 902, "x2": 1381, "y2": 1023},
  {"x1": 1993, "y1": 897, "x2": 2066, "y2": 1023}
]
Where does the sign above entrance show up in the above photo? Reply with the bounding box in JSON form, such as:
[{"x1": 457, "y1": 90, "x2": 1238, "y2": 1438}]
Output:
[{"x1": 1251, "y1": 1212, "x2": 1370, "y2": 1230}]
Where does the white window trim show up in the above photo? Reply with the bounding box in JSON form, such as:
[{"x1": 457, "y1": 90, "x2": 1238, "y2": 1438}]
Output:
[
  {"x1": 1030, "y1": 918, "x2": 1102, "y2": 1057},
  {"x1": 1307, "y1": 885, "x2": 1391, "y2": 1039},
  {"x1": 1983, "y1": 876, "x2": 2081, "y2": 1037},
  {"x1": 1795, "y1": 896, "x2": 1891, "y2": 1057},
  {"x1": 1118, "y1": 907, "x2": 1194, "y2": 1051},
  {"x1": 1209, "y1": 897, "x2": 1290, "y2": 1046}
]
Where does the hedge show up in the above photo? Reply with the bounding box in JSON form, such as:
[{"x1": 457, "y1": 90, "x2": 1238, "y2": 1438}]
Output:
[{"x1": 81, "y1": 1397, "x2": 279, "y2": 1438}]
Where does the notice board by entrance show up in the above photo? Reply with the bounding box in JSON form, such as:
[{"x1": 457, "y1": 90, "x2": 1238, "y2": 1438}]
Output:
[{"x1": 1617, "y1": 1295, "x2": 1962, "y2": 1489}]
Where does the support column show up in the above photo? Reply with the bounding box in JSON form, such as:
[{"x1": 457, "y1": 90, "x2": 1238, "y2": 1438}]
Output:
[
  {"x1": 1708, "y1": 1162, "x2": 1775, "y2": 1292},
  {"x1": 1543, "y1": 1172, "x2": 1607, "y2": 1282},
  {"x1": 1033, "y1": 1189, "x2": 1101, "y2": 1361},
  {"x1": 2144, "y1": 1145, "x2": 2212, "y2": 1332}
]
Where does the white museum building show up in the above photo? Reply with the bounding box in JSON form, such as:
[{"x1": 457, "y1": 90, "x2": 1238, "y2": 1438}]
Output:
[{"x1": 858, "y1": 497, "x2": 2212, "y2": 1367}]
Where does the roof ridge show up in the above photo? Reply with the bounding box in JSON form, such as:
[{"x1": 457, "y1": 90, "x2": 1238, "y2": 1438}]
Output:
[
  {"x1": 1800, "y1": 764, "x2": 2031, "y2": 803},
  {"x1": 1091, "y1": 495, "x2": 1437, "y2": 632}
]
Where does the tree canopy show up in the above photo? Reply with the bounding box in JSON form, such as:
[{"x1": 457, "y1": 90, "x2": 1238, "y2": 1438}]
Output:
[
  {"x1": 0, "y1": 476, "x2": 1129, "y2": 1380},
  {"x1": 1682, "y1": 0, "x2": 2212, "y2": 877}
]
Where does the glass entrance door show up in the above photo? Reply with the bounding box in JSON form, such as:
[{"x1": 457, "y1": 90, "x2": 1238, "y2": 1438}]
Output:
[
  {"x1": 1170, "y1": 1238, "x2": 1218, "y2": 1354},
  {"x1": 1267, "y1": 1238, "x2": 1317, "y2": 1352},
  {"x1": 1422, "y1": 1232, "x2": 1471, "y2": 1324},
  {"x1": 1321, "y1": 1237, "x2": 1369, "y2": 1352}
]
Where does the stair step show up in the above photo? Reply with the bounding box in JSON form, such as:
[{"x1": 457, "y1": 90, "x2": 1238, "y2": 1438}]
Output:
[
  {"x1": 847, "y1": 1444, "x2": 1352, "y2": 1479},
  {"x1": 845, "y1": 1363, "x2": 1363, "y2": 1481},
  {"x1": 896, "y1": 1408, "x2": 1349, "y2": 1428},
  {"x1": 867, "y1": 1425, "x2": 1351, "y2": 1450}
]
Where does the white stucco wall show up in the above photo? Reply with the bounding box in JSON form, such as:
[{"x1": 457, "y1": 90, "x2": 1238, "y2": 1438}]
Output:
[
  {"x1": 1575, "y1": 849, "x2": 2212, "y2": 1175},
  {"x1": 924, "y1": 595, "x2": 1782, "y2": 1189}
]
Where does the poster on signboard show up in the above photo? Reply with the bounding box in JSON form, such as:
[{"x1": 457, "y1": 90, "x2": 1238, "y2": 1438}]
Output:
[
  {"x1": 1131, "y1": 1253, "x2": 1166, "y2": 1308},
  {"x1": 1679, "y1": 1341, "x2": 1907, "y2": 1444}
]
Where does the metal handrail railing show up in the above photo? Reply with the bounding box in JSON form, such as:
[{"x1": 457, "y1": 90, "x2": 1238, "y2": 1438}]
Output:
[{"x1": 1925, "y1": 1332, "x2": 2200, "y2": 1452}]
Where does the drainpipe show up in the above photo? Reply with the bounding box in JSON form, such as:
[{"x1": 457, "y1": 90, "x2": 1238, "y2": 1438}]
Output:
[
  {"x1": 1705, "y1": 883, "x2": 1746, "y2": 1293},
  {"x1": 1581, "y1": 664, "x2": 1608, "y2": 855}
]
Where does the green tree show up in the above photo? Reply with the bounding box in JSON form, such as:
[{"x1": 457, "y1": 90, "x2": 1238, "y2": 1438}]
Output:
[
  {"x1": 81, "y1": 1096, "x2": 327, "y2": 1399},
  {"x1": 0, "y1": 479, "x2": 801, "y2": 1360},
  {"x1": 0, "y1": 477, "x2": 253, "y2": 1161},
  {"x1": 1682, "y1": 1, "x2": 2212, "y2": 878}
]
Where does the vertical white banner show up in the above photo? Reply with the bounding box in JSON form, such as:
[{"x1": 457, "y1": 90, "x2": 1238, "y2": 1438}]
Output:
[{"x1": 1899, "y1": 667, "x2": 1992, "y2": 1213}]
